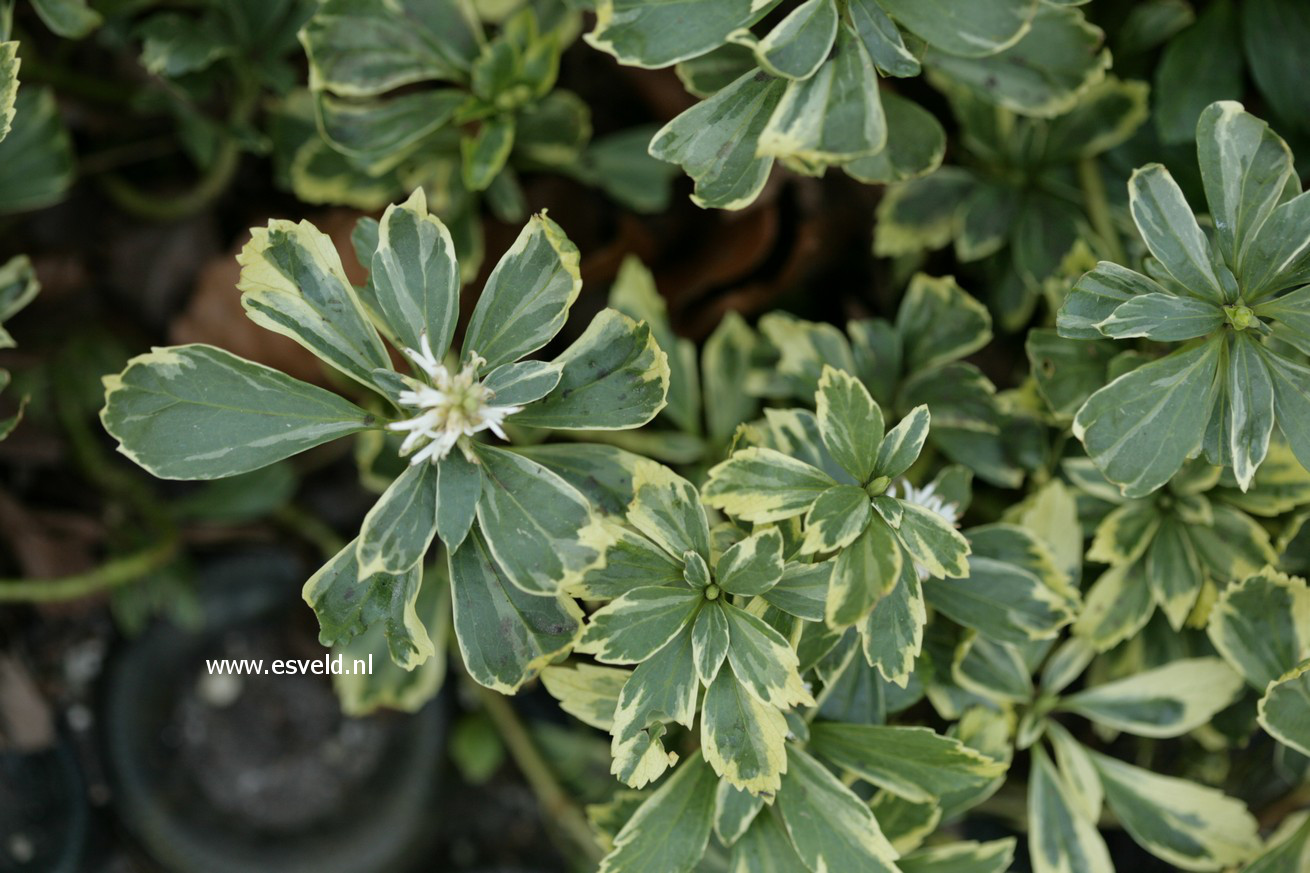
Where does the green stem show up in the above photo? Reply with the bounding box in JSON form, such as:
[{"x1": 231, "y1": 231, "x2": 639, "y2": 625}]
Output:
[
  {"x1": 0, "y1": 540, "x2": 178, "y2": 601},
  {"x1": 1078, "y1": 156, "x2": 1126, "y2": 265},
  {"x1": 98, "y1": 76, "x2": 258, "y2": 221},
  {"x1": 468, "y1": 680, "x2": 605, "y2": 866},
  {"x1": 274, "y1": 504, "x2": 344, "y2": 560}
]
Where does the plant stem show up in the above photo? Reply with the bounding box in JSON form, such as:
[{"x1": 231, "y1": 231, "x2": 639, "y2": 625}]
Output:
[
  {"x1": 0, "y1": 540, "x2": 178, "y2": 601},
  {"x1": 97, "y1": 76, "x2": 258, "y2": 221},
  {"x1": 1078, "y1": 156, "x2": 1126, "y2": 265},
  {"x1": 274, "y1": 504, "x2": 344, "y2": 560},
  {"x1": 469, "y1": 680, "x2": 605, "y2": 866}
]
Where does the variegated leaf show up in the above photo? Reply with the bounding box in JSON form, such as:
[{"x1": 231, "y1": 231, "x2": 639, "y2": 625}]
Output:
[
  {"x1": 473, "y1": 444, "x2": 614, "y2": 595},
  {"x1": 716, "y1": 527, "x2": 785, "y2": 596},
  {"x1": 815, "y1": 364, "x2": 883, "y2": 482},
  {"x1": 704, "y1": 447, "x2": 836, "y2": 523},
  {"x1": 357, "y1": 459, "x2": 438, "y2": 577},
  {"x1": 808, "y1": 723, "x2": 1005, "y2": 803},
  {"x1": 800, "y1": 485, "x2": 872, "y2": 555},
  {"x1": 1259, "y1": 659, "x2": 1310, "y2": 758},
  {"x1": 370, "y1": 188, "x2": 460, "y2": 358},
  {"x1": 540, "y1": 663, "x2": 629, "y2": 731},
  {"x1": 463, "y1": 213, "x2": 582, "y2": 370},
  {"x1": 577, "y1": 588, "x2": 702, "y2": 664},
  {"x1": 1207, "y1": 568, "x2": 1310, "y2": 689},
  {"x1": 777, "y1": 747, "x2": 900, "y2": 873},
  {"x1": 599, "y1": 754, "x2": 718, "y2": 873},
  {"x1": 237, "y1": 219, "x2": 390, "y2": 388},
  {"x1": 101, "y1": 345, "x2": 375, "y2": 480},
  {"x1": 449, "y1": 529, "x2": 583, "y2": 693},
  {"x1": 702, "y1": 670, "x2": 790, "y2": 796},
  {"x1": 1029, "y1": 745, "x2": 1113, "y2": 873},
  {"x1": 610, "y1": 633, "x2": 700, "y2": 788},
  {"x1": 723, "y1": 604, "x2": 813, "y2": 709},
  {"x1": 626, "y1": 459, "x2": 712, "y2": 561},
  {"x1": 1061, "y1": 657, "x2": 1244, "y2": 738}
]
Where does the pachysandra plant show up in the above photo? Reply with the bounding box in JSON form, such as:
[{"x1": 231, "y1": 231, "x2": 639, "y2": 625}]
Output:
[
  {"x1": 1066, "y1": 453, "x2": 1298, "y2": 650},
  {"x1": 101, "y1": 187, "x2": 670, "y2": 689},
  {"x1": 876, "y1": 75, "x2": 1150, "y2": 329},
  {"x1": 751, "y1": 273, "x2": 1039, "y2": 487},
  {"x1": 590, "y1": 0, "x2": 1108, "y2": 210},
  {"x1": 1059, "y1": 101, "x2": 1310, "y2": 497}
]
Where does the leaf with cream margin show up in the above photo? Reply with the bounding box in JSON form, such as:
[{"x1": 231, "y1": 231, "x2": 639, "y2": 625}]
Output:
[
  {"x1": 101, "y1": 345, "x2": 375, "y2": 481},
  {"x1": 1090, "y1": 751, "x2": 1261, "y2": 871},
  {"x1": 1060, "y1": 657, "x2": 1244, "y2": 738}
]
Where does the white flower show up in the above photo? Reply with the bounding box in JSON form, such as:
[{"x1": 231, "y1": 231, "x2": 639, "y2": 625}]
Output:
[
  {"x1": 887, "y1": 479, "x2": 961, "y2": 579},
  {"x1": 387, "y1": 334, "x2": 522, "y2": 465}
]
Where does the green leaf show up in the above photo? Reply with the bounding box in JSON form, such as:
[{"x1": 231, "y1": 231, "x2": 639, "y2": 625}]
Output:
[
  {"x1": 923, "y1": 4, "x2": 1108, "y2": 118},
  {"x1": 300, "y1": 0, "x2": 480, "y2": 96},
  {"x1": 777, "y1": 747, "x2": 899, "y2": 873},
  {"x1": 1143, "y1": 514, "x2": 1203, "y2": 628},
  {"x1": 1026, "y1": 329, "x2": 1118, "y2": 419},
  {"x1": 1095, "y1": 293, "x2": 1222, "y2": 341},
  {"x1": 1074, "y1": 561, "x2": 1156, "y2": 651},
  {"x1": 540, "y1": 663, "x2": 629, "y2": 731},
  {"x1": 31, "y1": 0, "x2": 102, "y2": 39},
  {"x1": 950, "y1": 635, "x2": 1032, "y2": 703},
  {"x1": 1240, "y1": 191, "x2": 1310, "y2": 300},
  {"x1": 809, "y1": 723, "x2": 1005, "y2": 804},
  {"x1": 801, "y1": 485, "x2": 871, "y2": 555},
  {"x1": 758, "y1": 24, "x2": 886, "y2": 165},
  {"x1": 1153, "y1": 0, "x2": 1243, "y2": 145},
  {"x1": 728, "y1": 807, "x2": 807, "y2": 872},
  {"x1": 463, "y1": 213, "x2": 581, "y2": 370},
  {"x1": 1091, "y1": 750, "x2": 1261, "y2": 871},
  {"x1": 137, "y1": 12, "x2": 229, "y2": 79},
  {"x1": 875, "y1": 406, "x2": 931, "y2": 480},
  {"x1": 1028, "y1": 746, "x2": 1113, "y2": 873},
  {"x1": 608, "y1": 255, "x2": 700, "y2": 435},
  {"x1": 512, "y1": 309, "x2": 670, "y2": 430},
  {"x1": 703, "y1": 311, "x2": 761, "y2": 444},
  {"x1": 586, "y1": 0, "x2": 773, "y2": 69},
  {"x1": 692, "y1": 601, "x2": 730, "y2": 685},
  {"x1": 927, "y1": 525, "x2": 1077, "y2": 644},
  {"x1": 702, "y1": 670, "x2": 790, "y2": 796},
  {"x1": 649, "y1": 71, "x2": 786, "y2": 211},
  {"x1": 303, "y1": 539, "x2": 433, "y2": 669},
  {"x1": 598, "y1": 755, "x2": 718, "y2": 873},
  {"x1": 1073, "y1": 338, "x2": 1223, "y2": 498},
  {"x1": 877, "y1": 0, "x2": 1035, "y2": 57},
  {"x1": 1062, "y1": 657, "x2": 1244, "y2": 738},
  {"x1": 369, "y1": 188, "x2": 460, "y2": 357},
  {"x1": 716, "y1": 528, "x2": 784, "y2": 596},
  {"x1": 1128, "y1": 164, "x2": 1227, "y2": 304},
  {"x1": 461, "y1": 114, "x2": 515, "y2": 191},
  {"x1": 847, "y1": 0, "x2": 918, "y2": 78},
  {"x1": 893, "y1": 502, "x2": 971, "y2": 579},
  {"x1": 237, "y1": 218, "x2": 390, "y2": 388},
  {"x1": 815, "y1": 365, "x2": 883, "y2": 482},
  {"x1": 1058, "y1": 262, "x2": 1168, "y2": 340},
  {"x1": 1241, "y1": 0, "x2": 1310, "y2": 140},
  {"x1": 331, "y1": 564, "x2": 448, "y2": 716},
  {"x1": 0, "y1": 41, "x2": 16, "y2": 144},
  {"x1": 1196, "y1": 101, "x2": 1297, "y2": 272},
  {"x1": 762, "y1": 561, "x2": 832, "y2": 622},
  {"x1": 1045, "y1": 721, "x2": 1103, "y2": 823},
  {"x1": 473, "y1": 444, "x2": 613, "y2": 595},
  {"x1": 1259, "y1": 659, "x2": 1310, "y2": 758},
  {"x1": 449, "y1": 528, "x2": 583, "y2": 693},
  {"x1": 873, "y1": 168, "x2": 977, "y2": 258},
  {"x1": 1041, "y1": 76, "x2": 1151, "y2": 163},
  {"x1": 610, "y1": 633, "x2": 699, "y2": 788},
  {"x1": 751, "y1": 0, "x2": 838, "y2": 80},
  {"x1": 357, "y1": 459, "x2": 438, "y2": 576},
  {"x1": 1244, "y1": 813, "x2": 1310, "y2": 873},
  {"x1": 860, "y1": 560, "x2": 924, "y2": 685},
  {"x1": 898, "y1": 840, "x2": 1016, "y2": 873},
  {"x1": 828, "y1": 513, "x2": 904, "y2": 629},
  {"x1": 897, "y1": 274, "x2": 993, "y2": 371},
  {"x1": 626, "y1": 459, "x2": 711, "y2": 561},
  {"x1": 843, "y1": 92, "x2": 947, "y2": 184},
  {"x1": 433, "y1": 449, "x2": 482, "y2": 552},
  {"x1": 1258, "y1": 347, "x2": 1310, "y2": 474},
  {"x1": 481, "y1": 359, "x2": 563, "y2": 407},
  {"x1": 101, "y1": 345, "x2": 374, "y2": 480},
  {"x1": 0, "y1": 255, "x2": 38, "y2": 344},
  {"x1": 316, "y1": 90, "x2": 465, "y2": 173},
  {"x1": 704, "y1": 447, "x2": 835, "y2": 523},
  {"x1": 1222, "y1": 333, "x2": 1276, "y2": 490},
  {"x1": 577, "y1": 587, "x2": 701, "y2": 663},
  {"x1": 675, "y1": 44, "x2": 759, "y2": 98},
  {"x1": 1207, "y1": 568, "x2": 1310, "y2": 690},
  {"x1": 723, "y1": 604, "x2": 813, "y2": 709},
  {"x1": 0, "y1": 88, "x2": 75, "y2": 214}
]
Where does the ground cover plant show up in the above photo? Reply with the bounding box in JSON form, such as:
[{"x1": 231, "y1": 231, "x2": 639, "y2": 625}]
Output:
[{"x1": 3, "y1": 1, "x2": 1310, "y2": 871}]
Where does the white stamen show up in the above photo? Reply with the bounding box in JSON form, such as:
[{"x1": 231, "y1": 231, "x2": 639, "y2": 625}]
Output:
[{"x1": 386, "y1": 337, "x2": 522, "y2": 464}]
